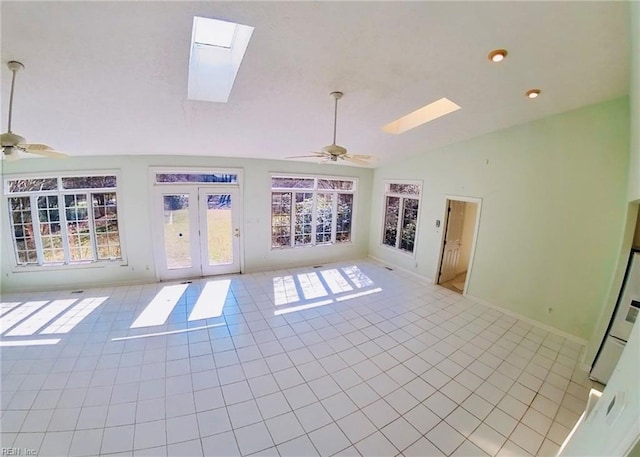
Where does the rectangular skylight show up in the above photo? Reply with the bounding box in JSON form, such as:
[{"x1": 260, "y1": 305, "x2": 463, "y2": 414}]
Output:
[
  {"x1": 188, "y1": 16, "x2": 254, "y2": 103},
  {"x1": 194, "y1": 17, "x2": 237, "y2": 48},
  {"x1": 382, "y1": 97, "x2": 461, "y2": 134}
]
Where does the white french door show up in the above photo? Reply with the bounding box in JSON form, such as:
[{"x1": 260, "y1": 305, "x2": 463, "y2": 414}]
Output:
[{"x1": 155, "y1": 186, "x2": 241, "y2": 280}]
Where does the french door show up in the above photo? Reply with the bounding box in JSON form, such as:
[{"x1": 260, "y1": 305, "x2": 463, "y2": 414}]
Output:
[{"x1": 156, "y1": 186, "x2": 240, "y2": 280}]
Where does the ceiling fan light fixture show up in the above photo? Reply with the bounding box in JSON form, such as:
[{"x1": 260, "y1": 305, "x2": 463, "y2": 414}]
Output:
[
  {"x1": 488, "y1": 49, "x2": 508, "y2": 62},
  {"x1": 4, "y1": 146, "x2": 20, "y2": 161}
]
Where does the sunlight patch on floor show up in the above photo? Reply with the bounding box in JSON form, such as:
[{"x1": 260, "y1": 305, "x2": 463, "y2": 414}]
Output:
[
  {"x1": 342, "y1": 265, "x2": 374, "y2": 288},
  {"x1": 297, "y1": 272, "x2": 328, "y2": 300},
  {"x1": 5, "y1": 299, "x2": 77, "y2": 336},
  {"x1": 130, "y1": 284, "x2": 188, "y2": 328},
  {"x1": 320, "y1": 269, "x2": 354, "y2": 294},
  {"x1": 0, "y1": 301, "x2": 50, "y2": 334},
  {"x1": 188, "y1": 279, "x2": 231, "y2": 321},
  {"x1": 273, "y1": 275, "x2": 300, "y2": 306},
  {"x1": 41, "y1": 296, "x2": 109, "y2": 334}
]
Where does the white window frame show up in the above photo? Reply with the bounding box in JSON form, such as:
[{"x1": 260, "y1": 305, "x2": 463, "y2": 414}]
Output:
[
  {"x1": 381, "y1": 179, "x2": 422, "y2": 256},
  {"x1": 150, "y1": 167, "x2": 243, "y2": 186},
  {"x1": 270, "y1": 173, "x2": 357, "y2": 249},
  {"x1": 3, "y1": 170, "x2": 126, "y2": 268}
]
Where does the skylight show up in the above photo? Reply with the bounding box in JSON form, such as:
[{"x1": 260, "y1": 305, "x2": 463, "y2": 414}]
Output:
[
  {"x1": 382, "y1": 97, "x2": 461, "y2": 135},
  {"x1": 188, "y1": 16, "x2": 254, "y2": 103},
  {"x1": 194, "y1": 17, "x2": 237, "y2": 48}
]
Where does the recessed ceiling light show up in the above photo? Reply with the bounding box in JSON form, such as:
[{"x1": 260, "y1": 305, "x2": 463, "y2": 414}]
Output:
[
  {"x1": 488, "y1": 49, "x2": 508, "y2": 63},
  {"x1": 526, "y1": 89, "x2": 541, "y2": 99}
]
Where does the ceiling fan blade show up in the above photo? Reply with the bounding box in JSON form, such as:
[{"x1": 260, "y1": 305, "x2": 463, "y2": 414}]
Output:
[
  {"x1": 20, "y1": 144, "x2": 68, "y2": 159},
  {"x1": 286, "y1": 153, "x2": 325, "y2": 159},
  {"x1": 349, "y1": 154, "x2": 374, "y2": 160},
  {"x1": 21, "y1": 143, "x2": 53, "y2": 151},
  {"x1": 343, "y1": 156, "x2": 371, "y2": 166}
]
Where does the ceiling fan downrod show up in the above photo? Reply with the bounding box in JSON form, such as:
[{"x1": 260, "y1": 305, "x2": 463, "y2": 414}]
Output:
[
  {"x1": 330, "y1": 91, "x2": 343, "y2": 146},
  {"x1": 6, "y1": 61, "x2": 25, "y2": 134}
]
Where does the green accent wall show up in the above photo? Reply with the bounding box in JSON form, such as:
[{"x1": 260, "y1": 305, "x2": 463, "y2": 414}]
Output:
[{"x1": 370, "y1": 98, "x2": 630, "y2": 341}]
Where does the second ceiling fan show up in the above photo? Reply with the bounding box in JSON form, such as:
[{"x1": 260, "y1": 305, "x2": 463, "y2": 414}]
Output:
[{"x1": 288, "y1": 91, "x2": 374, "y2": 166}]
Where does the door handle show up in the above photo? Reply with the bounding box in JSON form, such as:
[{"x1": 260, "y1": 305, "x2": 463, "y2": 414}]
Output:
[{"x1": 234, "y1": 228, "x2": 240, "y2": 238}]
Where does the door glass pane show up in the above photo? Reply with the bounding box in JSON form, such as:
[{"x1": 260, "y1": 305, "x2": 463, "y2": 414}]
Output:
[
  {"x1": 205, "y1": 194, "x2": 233, "y2": 265},
  {"x1": 163, "y1": 195, "x2": 191, "y2": 269}
]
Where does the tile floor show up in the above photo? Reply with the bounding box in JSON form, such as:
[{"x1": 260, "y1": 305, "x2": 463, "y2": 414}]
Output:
[
  {"x1": 0, "y1": 260, "x2": 599, "y2": 456},
  {"x1": 439, "y1": 273, "x2": 467, "y2": 295}
]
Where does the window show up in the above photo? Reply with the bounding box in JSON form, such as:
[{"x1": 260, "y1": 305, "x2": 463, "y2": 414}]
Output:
[
  {"x1": 6, "y1": 175, "x2": 122, "y2": 266},
  {"x1": 155, "y1": 173, "x2": 237, "y2": 184},
  {"x1": 382, "y1": 181, "x2": 421, "y2": 253},
  {"x1": 271, "y1": 176, "x2": 356, "y2": 248}
]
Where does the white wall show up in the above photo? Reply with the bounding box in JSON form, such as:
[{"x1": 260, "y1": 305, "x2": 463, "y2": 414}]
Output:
[
  {"x1": 369, "y1": 98, "x2": 630, "y2": 341},
  {"x1": 0, "y1": 155, "x2": 373, "y2": 293},
  {"x1": 586, "y1": 5, "x2": 640, "y2": 365},
  {"x1": 628, "y1": 0, "x2": 640, "y2": 203}
]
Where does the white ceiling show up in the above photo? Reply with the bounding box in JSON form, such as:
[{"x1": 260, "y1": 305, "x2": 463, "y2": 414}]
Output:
[{"x1": 0, "y1": 1, "x2": 631, "y2": 167}]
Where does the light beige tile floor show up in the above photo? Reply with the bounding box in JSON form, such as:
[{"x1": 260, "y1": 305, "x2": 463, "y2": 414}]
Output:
[{"x1": 0, "y1": 260, "x2": 599, "y2": 456}]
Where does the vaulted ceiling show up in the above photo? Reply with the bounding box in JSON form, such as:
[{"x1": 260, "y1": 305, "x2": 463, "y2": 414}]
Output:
[{"x1": 0, "y1": 1, "x2": 631, "y2": 166}]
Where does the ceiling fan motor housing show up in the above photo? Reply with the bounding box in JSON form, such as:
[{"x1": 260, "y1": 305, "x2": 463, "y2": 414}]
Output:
[
  {"x1": 1, "y1": 132, "x2": 25, "y2": 147},
  {"x1": 322, "y1": 143, "x2": 347, "y2": 156}
]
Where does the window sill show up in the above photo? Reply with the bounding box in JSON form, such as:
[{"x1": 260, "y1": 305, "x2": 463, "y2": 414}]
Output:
[
  {"x1": 11, "y1": 260, "x2": 128, "y2": 274},
  {"x1": 271, "y1": 241, "x2": 353, "y2": 251},
  {"x1": 379, "y1": 243, "x2": 416, "y2": 257}
]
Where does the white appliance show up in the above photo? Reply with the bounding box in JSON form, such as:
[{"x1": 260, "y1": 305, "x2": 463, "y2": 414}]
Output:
[{"x1": 590, "y1": 250, "x2": 640, "y2": 384}]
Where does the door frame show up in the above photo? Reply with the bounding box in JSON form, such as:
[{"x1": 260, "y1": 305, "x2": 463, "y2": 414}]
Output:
[
  {"x1": 149, "y1": 167, "x2": 244, "y2": 282},
  {"x1": 434, "y1": 195, "x2": 482, "y2": 294}
]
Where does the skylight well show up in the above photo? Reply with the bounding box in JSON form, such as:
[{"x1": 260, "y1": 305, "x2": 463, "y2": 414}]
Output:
[
  {"x1": 188, "y1": 16, "x2": 254, "y2": 103},
  {"x1": 383, "y1": 97, "x2": 461, "y2": 135}
]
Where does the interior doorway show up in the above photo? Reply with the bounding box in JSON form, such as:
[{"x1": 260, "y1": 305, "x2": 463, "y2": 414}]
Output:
[
  {"x1": 436, "y1": 197, "x2": 481, "y2": 294},
  {"x1": 154, "y1": 186, "x2": 241, "y2": 281}
]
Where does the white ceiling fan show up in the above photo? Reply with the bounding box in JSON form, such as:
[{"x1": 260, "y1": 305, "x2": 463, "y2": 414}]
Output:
[
  {"x1": 1, "y1": 61, "x2": 67, "y2": 161},
  {"x1": 288, "y1": 91, "x2": 374, "y2": 166}
]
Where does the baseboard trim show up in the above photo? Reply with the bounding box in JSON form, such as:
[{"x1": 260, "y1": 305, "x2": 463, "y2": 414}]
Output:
[
  {"x1": 367, "y1": 255, "x2": 434, "y2": 284},
  {"x1": 466, "y1": 293, "x2": 589, "y2": 349}
]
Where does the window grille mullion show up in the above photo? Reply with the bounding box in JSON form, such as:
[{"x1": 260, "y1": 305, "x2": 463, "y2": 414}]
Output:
[
  {"x1": 88, "y1": 193, "x2": 98, "y2": 261},
  {"x1": 8, "y1": 200, "x2": 21, "y2": 265},
  {"x1": 290, "y1": 192, "x2": 296, "y2": 248},
  {"x1": 311, "y1": 192, "x2": 317, "y2": 246},
  {"x1": 30, "y1": 195, "x2": 45, "y2": 265},
  {"x1": 396, "y1": 197, "x2": 404, "y2": 249},
  {"x1": 58, "y1": 193, "x2": 72, "y2": 264},
  {"x1": 331, "y1": 192, "x2": 338, "y2": 243}
]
